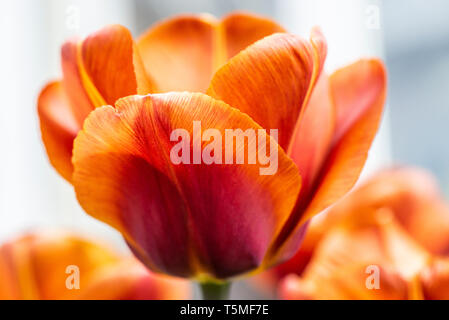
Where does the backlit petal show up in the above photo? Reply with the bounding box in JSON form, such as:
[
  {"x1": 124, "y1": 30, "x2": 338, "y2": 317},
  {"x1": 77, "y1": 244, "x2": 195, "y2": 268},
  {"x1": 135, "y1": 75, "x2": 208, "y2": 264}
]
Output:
[
  {"x1": 62, "y1": 24, "x2": 153, "y2": 111},
  {"x1": 72, "y1": 92, "x2": 301, "y2": 279},
  {"x1": 37, "y1": 81, "x2": 80, "y2": 182},
  {"x1": 137, "y1": 13, "x2": 285, "y2": 93},
  {"x1": 303, "y1": 59, "x2": 386, "y2": 223},
  {"x1": 81, "y1": 24, "x2": 154, "y2": 104},
  {"x1": 280, "y1": 264, "x2": 409, "y2": 300},
  {"x1": 420, "y1": 259, "x2": 449, "y2": 300},
  {"x1": 208, "y1": 31, "x2": 327, "y2": 150},
  {"x1": 267, "y1": 59, "x2": 386, "y2": 263}
]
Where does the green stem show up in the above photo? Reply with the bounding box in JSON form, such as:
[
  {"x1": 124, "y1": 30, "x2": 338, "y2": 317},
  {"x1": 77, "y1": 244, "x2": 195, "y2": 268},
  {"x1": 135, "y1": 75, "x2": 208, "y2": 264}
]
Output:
[{"x1": 199, "y1": 281, "x2": 231, "y2": 300}]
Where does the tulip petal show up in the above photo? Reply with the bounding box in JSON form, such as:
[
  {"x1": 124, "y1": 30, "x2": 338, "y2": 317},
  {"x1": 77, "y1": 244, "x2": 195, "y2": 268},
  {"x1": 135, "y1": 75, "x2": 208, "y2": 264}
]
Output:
[
  {"x1": 420, "y1": 259, "x2": 449, "y2": 300},
  {"x1": 280, "y1": 212, "x2": 427, "y2": 300},
  {"x1": 0, "y1": 231, "x2": 190, "y2": 300},
  {"x1": 72, "y1": 92, "x2": 301, "y2": 279},
  {"x1": 37, "y1": 81, "x2": 80, "y2": 181},
  {"x1": 329, "y1": 167, "x2": 449, "y2": 256},
  {"x1": 62, "y1": 25, "x2": 153, "y2": 112},
  {"x1": 267, "y1": 59, "x2": 386, "y2": 262},
  {"x1": 78, "y1": 259, "x2": 190, "y2": 300},
  {"x1": 269, "y1": 167, "x2": 447, "y2": 289},
  {"x1": 43, "y1": 25, "x2": 152, "y2": 182},
  {"x1": 0, "y1": 243, "x2": 21, "y2": 299},
  {"x1": 137, "y1": 15, "x2": 217, "y2": 93},
  {"x1": 61, "y1": 39, "x2": 97, "y2": 123},
  {"x1": 280, "y1": 264, "x2": 409, "y2": 300},
  {"x1": 137, "y1": 13, "x2": 285, "y2": 93},
  {"x1": 208, "y1": 31, "x2": 327, "y2": 150},
  {"x1": 303, "y1": 59, "x2": 386, "y2": 222},
  {"x1": 221, "y1": 12, "x2": 286, "y2": 60},
  {"x1": 376, "y1": 169, "x2": 449, "y2": 256},
  {"x1": 0, "y1": 231, "x2": 119, "y2": 299}
]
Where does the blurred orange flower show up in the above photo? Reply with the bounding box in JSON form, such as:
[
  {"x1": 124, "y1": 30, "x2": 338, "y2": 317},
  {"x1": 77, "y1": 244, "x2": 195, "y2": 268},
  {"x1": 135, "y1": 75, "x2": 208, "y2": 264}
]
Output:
[
  {"x1": 276, "y1": 168, "x2": 449, "y2": 300},
  {"x1": 38, "y1": 12, "x2": 386, "y2": 280},
  {"x1": 0, "y1": 231, "x2": 190, "y2": 300}
]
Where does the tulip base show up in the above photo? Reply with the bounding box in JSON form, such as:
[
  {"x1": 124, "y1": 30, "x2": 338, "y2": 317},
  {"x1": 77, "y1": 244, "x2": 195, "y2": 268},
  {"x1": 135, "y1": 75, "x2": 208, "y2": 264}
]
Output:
[{"x1": 199, "y1": 282, "x2": 231, "y2": 300}]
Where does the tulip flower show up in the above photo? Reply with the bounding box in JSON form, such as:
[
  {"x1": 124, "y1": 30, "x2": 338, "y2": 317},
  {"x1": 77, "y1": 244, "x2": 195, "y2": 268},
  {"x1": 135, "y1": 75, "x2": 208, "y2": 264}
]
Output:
[
  {"x1": 255, "y1": 168, "x2": 449, "y2": 291},
  {"x1": 37, "y1": 12, "x2": 386, "y2": 298},
  {"x1": 277, "y1": 168, "x2": 449, "y2": 300},
  {"x1": 0, "y1": 231, "x2": 190, "y2": 300},
  {"x1": 37, "y1": 12, "x2": 286, "y2": 182}
]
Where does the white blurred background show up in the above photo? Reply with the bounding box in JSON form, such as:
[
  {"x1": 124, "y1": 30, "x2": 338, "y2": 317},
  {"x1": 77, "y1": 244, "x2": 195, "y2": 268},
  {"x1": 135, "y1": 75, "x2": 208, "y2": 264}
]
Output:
[{"x1": 0, "y1": 0, "x2": 448, "y2": 298}]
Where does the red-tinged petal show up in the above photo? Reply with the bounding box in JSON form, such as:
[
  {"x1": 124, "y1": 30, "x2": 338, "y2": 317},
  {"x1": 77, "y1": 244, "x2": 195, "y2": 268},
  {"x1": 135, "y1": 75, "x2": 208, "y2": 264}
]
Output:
[
  {"x1": 37, "y1": 81, "x2": 80, "y2": 182},
  {"x1": 377, "y1": 169, "x2": 449, "y2": 256},
  {"x1": 137, "y1": 15, "x2": 217, "y2": 93},
  {"x1": 208, "y1": 31, "x2": 327, "y2": 150},
  {"x1": 72, "y1": 92, "x2": 301, "y2": 279},
  {"x1": 268, "y1": 59, "x2": 386, "y2": 262},
  {"x1": 220, "y1": 12, "x2": 286, "y2": 61},
  {"x1": 288, "y1": 74, "x2": 335, "y2": 194}
]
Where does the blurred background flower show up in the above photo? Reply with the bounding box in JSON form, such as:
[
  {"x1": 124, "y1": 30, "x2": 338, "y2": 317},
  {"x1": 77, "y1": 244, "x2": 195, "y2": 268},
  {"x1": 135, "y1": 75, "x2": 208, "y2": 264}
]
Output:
[
  {"x1": 274, "y1": 167, "x2": 449, "y2": 299},
  {"x1": 0, "y1": 230, "x2": 191, "y2": 299},
  {"x1": 37, "y1": 6, "x2": 384, "y2": 285}
]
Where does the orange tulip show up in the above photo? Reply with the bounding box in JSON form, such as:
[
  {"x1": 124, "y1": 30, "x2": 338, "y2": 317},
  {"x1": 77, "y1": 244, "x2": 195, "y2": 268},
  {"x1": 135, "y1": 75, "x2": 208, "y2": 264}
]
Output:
[
  {"x1": 282, "y1": 256, "x2": 449, "y2": 300},
  {"x1": 37, "y1": 12, "x2": 286, "y2": 182},
  {"x1": 0, "y1": 231, "x2": 190, "y2": 300},
  {"x1": 277, "y1": 168, "x2": 449, "y2": 300},
  {"x1": 38, "y1": 12, "x2": 386, "y2": 281}
]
